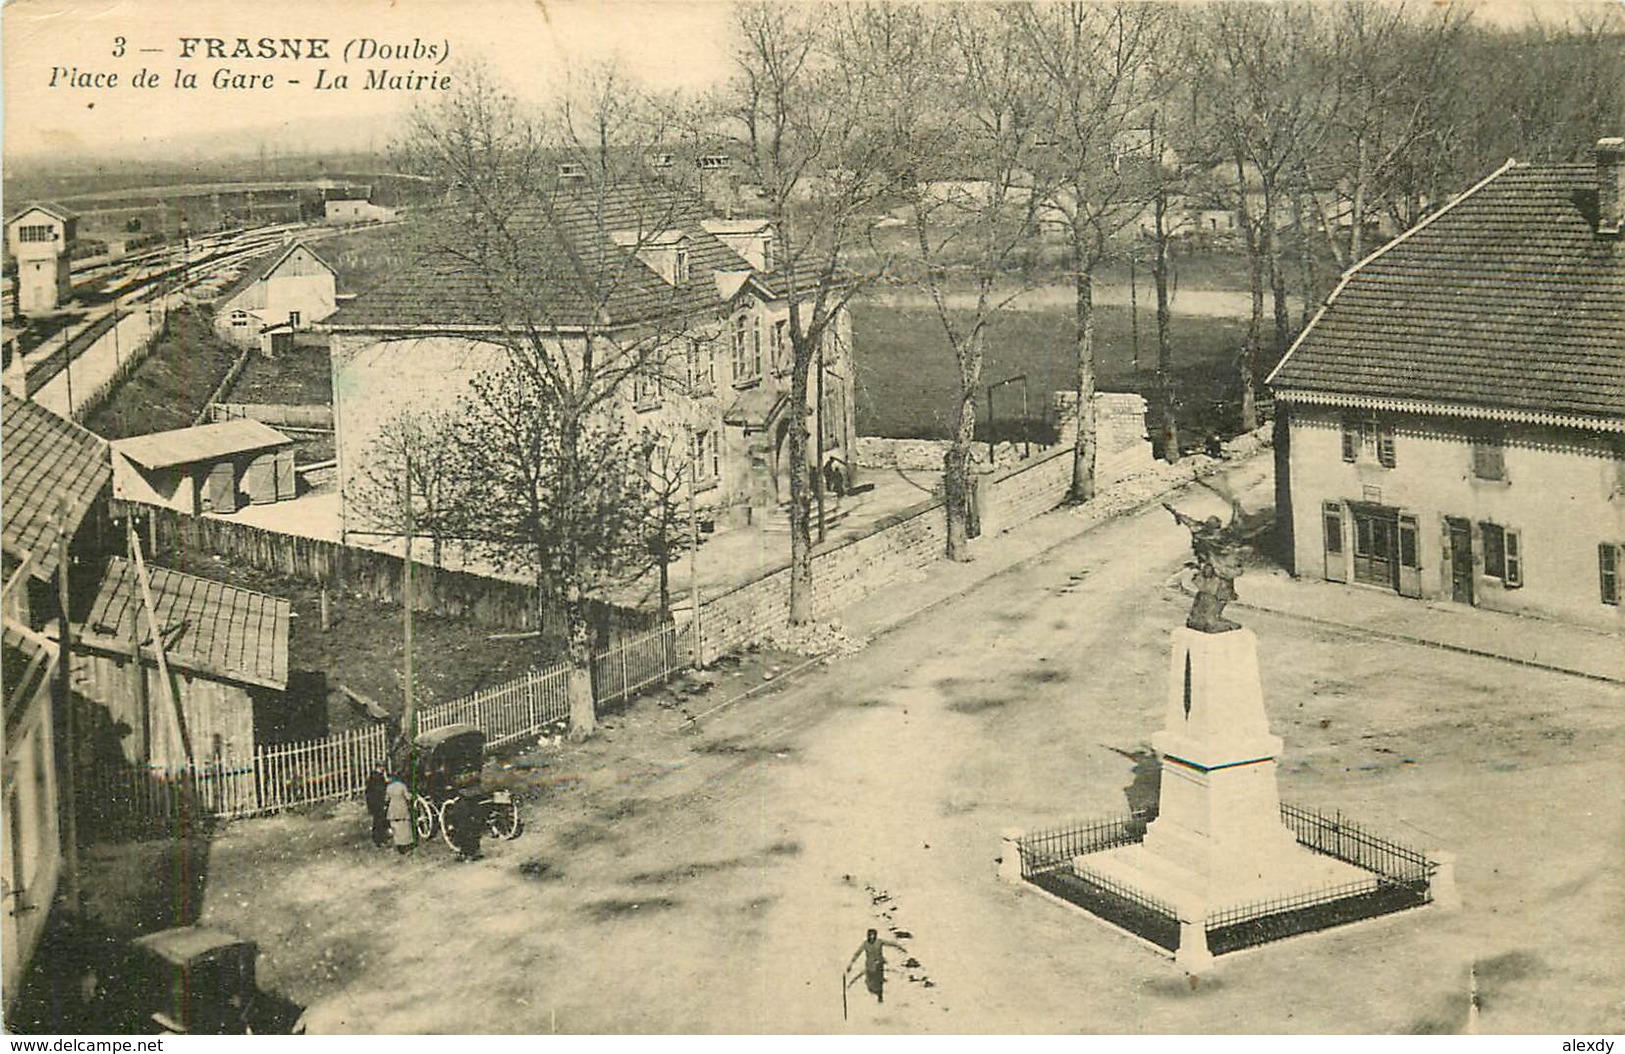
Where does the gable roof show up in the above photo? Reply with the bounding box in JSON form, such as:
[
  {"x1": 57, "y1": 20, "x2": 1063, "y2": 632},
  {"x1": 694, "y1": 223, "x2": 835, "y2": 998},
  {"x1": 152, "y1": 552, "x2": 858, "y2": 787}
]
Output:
[
  {"x1": 7, "y1": 202, "x2": 78, "y2": 226},
  {"x1": 80, "y1": 557, "x2": 290, "y2": 690},
  {"x1": 217, "y1": 241, "x2": 337, "y2": 309},
  {"x1": 1, "y1": 391, "x2": 111, "y2": 581},
  {"x1": 326, "y1": 182, "x2": 761, "y2": 332},
  {"x1": 1267, "y1": 161, "x2": 1625, "y2": 427}
]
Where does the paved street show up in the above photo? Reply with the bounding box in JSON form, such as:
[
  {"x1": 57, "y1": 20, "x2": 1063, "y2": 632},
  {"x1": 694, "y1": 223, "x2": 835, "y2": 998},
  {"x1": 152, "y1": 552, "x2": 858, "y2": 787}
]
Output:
[{"x1": 171, "y1": 456, "x2": 1624, "y2": 1033}]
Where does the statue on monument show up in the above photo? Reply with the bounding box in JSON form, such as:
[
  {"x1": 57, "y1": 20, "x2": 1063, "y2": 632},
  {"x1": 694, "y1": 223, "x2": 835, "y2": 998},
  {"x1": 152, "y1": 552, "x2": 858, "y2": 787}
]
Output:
[{"x1": 1164, "y1": 500, "x2": 1247, "y2": 633}]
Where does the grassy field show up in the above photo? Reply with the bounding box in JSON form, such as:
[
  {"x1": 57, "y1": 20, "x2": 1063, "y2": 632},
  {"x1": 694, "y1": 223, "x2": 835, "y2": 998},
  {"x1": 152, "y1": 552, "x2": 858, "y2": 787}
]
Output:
[
  {"x1": 228, "y1": 343, "x2": 332, "y2": 404},
  {"x1": 851, "y1": 301, "x2": 1255, "y2": 442},
  {"x1": 84, "y1": 306, "x2": 241, "y2": 439}
]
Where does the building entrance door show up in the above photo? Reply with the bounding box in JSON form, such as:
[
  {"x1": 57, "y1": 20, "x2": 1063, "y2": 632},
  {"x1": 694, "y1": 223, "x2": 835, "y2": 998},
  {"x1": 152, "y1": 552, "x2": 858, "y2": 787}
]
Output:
[
  {"x1": 1351, "y1": 505, "x2": 1398, "y2": 588},
  {"x1": 1446, "y1": 517, "x2": 1474, "y2": 604}
]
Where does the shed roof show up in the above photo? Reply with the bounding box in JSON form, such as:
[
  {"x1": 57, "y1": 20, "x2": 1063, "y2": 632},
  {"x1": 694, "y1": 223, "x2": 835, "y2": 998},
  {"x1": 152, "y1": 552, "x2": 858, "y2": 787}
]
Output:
[
  {"x1": 112, "y1": 419, "x2": 293, "y2": 471},
  {"x1": 1, "y1": 391, "x2": 111, "y2": 581},
  {"x1": 1267, "y1": 160, "x2": 1625, "y2": 425},
  {"x1": 81, "y1": 557, "x2": 290, "y2": 690}
]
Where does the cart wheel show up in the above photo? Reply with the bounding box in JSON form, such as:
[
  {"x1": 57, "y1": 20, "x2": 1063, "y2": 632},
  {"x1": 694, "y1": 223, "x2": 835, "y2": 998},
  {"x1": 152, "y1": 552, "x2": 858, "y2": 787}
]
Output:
[
  {"x1": 487, "y1": 800, "x2": 522, "y2": 841},
  {"x1": 439, "y1": 798, "x2": 460, "y2": 851},
  {"x1": 412, "y1": 796, "x2": 436, "y2": 840}
]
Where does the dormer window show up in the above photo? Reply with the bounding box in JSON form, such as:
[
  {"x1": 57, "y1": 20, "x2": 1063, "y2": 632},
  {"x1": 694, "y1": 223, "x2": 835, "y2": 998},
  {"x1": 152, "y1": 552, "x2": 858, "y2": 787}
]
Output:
[
  {"x1": 674, "y1": 247, "x2": 690, "y2": 284},
  {"x1": 698, "y1": 155, "x2": 731, "y2": 171},
  {"x1": 611, "y1": 228, "x2": 689, "y2": 285},
  {"x1": 558, "y1": 163, "x2": 586, "y2": 184},
  {"x1": 649, "y1": 153, "x2": 675, "y2": 170}
]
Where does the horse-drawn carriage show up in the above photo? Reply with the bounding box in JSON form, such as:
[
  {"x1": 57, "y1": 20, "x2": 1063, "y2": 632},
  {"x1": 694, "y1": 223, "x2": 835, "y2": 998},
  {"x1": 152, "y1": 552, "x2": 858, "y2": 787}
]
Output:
[{"x1": 393, "y1": 724, "x2": 521, "y2": 848}]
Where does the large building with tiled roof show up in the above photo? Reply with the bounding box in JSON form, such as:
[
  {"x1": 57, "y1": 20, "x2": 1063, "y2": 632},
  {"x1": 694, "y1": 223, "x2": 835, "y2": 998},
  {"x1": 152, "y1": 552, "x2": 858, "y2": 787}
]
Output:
[
  {"x1": 1267, "y1": 138, "x2": 1625, "y2": 628},
  {"x1": 325, "y1": 180, "x2": 857, "y2": 539}
]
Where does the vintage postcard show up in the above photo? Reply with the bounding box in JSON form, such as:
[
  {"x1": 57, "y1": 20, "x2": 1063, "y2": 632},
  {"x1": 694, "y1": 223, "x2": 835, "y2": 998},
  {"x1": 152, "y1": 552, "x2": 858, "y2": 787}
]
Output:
[{"x1": 2, "y1": 0, "x2": 1621, "y2": 1039}]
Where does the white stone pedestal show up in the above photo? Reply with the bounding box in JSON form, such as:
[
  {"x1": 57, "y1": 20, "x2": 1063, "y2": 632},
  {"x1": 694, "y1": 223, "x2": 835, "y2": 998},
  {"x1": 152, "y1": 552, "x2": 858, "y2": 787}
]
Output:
[{"x1": 1081, "y1": 627, "x2": 1365, "y2": 967}]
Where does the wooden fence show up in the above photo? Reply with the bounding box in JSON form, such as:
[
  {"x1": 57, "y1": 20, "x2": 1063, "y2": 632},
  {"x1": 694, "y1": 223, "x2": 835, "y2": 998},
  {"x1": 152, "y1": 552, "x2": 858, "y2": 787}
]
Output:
[
  {"x1": 83, "y1": 620, "x2": 691, "y2": 827},
  {"x1": 145, "y1": 504, "x2": 652, "y2": 635},
  {"x1": 210, "y1": 402, "x2": 334, "y2": 430}
]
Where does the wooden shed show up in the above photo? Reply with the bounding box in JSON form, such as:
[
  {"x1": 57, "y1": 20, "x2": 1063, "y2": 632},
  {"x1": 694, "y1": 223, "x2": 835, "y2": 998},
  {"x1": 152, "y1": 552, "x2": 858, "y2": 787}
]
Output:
[
  {"x1": 110, "y1": 420, "x2": 296, "y2": 516},
  {"x1": 75, "y1": 558, "x2": 291, "y2": 786}
]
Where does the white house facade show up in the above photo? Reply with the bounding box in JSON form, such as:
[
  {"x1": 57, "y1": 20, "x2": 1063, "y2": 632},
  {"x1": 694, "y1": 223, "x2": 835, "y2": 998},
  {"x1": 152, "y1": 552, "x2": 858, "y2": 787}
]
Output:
[
  {"x1": 1268, "y1": 140, "x2": 1625, "y2": 631},
  {"x1": 213, "y1": 242, "x2": 338, "y2": 355}
]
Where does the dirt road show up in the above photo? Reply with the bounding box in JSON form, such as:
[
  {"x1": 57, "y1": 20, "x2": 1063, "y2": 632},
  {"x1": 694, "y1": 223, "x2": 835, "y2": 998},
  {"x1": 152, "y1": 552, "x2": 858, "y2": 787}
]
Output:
[{"x1": 197, "y1": 459, "x2": 1623, "y2": 1033}]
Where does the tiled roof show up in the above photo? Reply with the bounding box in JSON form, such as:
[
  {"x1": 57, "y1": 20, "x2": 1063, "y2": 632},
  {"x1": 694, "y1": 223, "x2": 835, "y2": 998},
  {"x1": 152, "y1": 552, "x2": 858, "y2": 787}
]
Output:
[
  {"x1": 1268, "y1": 162, "x2": 1625, "y2": 423},
  {"x1": 326, "y1": 183, "x2": 759, "y2": 331},
  {"x1": 112, "y1": 419, "x2": 292, "y2": 471},
  {"x1": 81, "y1": 557, "x2": 290, "y2": 690},
  {"x1": 217, "y1": 241, "x2": 337, "y2": 310},
  {"x1": 1, "y1": 391, "x2": 111, "y2": 581}
]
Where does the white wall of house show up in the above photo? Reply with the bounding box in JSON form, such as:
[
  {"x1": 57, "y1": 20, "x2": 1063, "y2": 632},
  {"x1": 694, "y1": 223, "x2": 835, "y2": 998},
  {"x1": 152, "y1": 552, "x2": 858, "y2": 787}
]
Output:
[
  {"x1": 216, "y1": 246, "x2": 337, "y2": 350},
  {"x1": 330, "y1": 297, "x2": 859, "y2": 541},
  {"x1": 2, "y1": 684, "x2": 62, "y2": 1005},
  {"x1": 1287, "y1": 405, "x2": 1625, "y2": 629}
]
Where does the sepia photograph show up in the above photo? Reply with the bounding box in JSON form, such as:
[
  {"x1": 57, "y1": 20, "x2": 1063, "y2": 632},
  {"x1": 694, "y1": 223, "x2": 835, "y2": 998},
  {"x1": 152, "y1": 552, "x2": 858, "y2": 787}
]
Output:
[{"x1": 1, "y1": 0, "x2": 1622, "y2": 1037}]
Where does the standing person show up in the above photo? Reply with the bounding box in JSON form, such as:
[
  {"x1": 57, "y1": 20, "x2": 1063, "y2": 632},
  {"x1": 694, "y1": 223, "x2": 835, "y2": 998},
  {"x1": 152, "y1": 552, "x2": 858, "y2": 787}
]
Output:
[
  {"x1": 846, "y1": 929, "x2": 908, "y2": 1005},
  {"x1": 364, "y1": 763, "x2": 390, "y2": 847},
  {"x1": 444, "y1": 793, "x2": 484, "y2": 862},
  {"x1": 384, "y1": 772, "x2": 414, "y2": 855}
]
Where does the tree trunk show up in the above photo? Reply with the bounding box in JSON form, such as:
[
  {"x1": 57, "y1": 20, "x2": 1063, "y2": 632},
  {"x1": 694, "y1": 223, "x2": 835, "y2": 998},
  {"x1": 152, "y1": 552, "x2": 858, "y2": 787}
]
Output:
[
  {"x1": 1236, "y1": 156, "x2": 1262, "y2": 434},
  {"x1": 1068, "y1": 256, "x2": 1098, "y2": 504},
  {"x1": 1265, "y1": 181, "x2": 1292, "y2": 369},
  {"x1": 1350, "y1": 137, "x2": 1368, "y2": 262},
  {"x1": 558, "y1": 417, "x2": 596, "y2": 739},
  {"x1": 787, "y1": 342, "x2": 814, "y2": 624},
  {"x1": 943, "y1": 333, "x2": 982, "y2": 562},
  {"x1": 562, "y1": 578, "x2": 596, "y2": 739},
  {"x1": 1153, "y1": 182, "x2": 1177, "y2": 462}
]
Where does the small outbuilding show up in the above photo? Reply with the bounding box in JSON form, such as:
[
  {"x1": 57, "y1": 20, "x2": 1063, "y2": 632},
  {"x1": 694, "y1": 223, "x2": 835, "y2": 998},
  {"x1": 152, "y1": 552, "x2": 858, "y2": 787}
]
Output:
[
  {"x1": 213, "y1": 241, "x2": 337, "y2": 355},
  {"x1": 111, "y1": 419, "x2": 296, "y2": 516},
  {"x1": 75, "y1": 557, "x2": 291, "y2": 787}
]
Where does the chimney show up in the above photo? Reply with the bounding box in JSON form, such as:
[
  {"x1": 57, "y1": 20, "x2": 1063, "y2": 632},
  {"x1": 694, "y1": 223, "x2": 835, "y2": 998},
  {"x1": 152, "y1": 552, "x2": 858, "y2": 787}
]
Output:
[{"x1": 1598, "y1": 137, "x2": 1625, "y2": 237}]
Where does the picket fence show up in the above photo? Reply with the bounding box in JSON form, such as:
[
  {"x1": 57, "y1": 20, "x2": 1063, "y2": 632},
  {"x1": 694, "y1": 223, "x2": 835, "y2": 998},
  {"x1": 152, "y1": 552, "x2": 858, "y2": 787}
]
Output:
[{"x1": 84, "y1": 620, "x2": 692, "y2": 827}]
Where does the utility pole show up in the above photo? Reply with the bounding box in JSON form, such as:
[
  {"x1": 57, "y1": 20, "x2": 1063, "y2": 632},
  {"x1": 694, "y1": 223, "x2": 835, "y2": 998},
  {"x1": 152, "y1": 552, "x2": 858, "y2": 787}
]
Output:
[
  {"x1": 402, "y1": 454, "x2": 416, "y2": 742},
  {"x1": 689, "y1": 430, "x2": 703, "y2": 666},
  {"x1": 55, "y1": 506, "x2": 81, "y2": 913},
  {"x1": 815, "y1": 335, "x2": 827, "y2": 543}
]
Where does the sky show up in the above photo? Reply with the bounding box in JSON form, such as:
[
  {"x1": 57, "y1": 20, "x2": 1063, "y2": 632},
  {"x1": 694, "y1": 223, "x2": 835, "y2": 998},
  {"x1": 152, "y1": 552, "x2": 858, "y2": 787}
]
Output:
[
  {"x1": 3, "y1": 0, "x2": 1619, "y2": 163},
  {"x1": 2, "y1": 0, "x2": 739, "y2": 160}
]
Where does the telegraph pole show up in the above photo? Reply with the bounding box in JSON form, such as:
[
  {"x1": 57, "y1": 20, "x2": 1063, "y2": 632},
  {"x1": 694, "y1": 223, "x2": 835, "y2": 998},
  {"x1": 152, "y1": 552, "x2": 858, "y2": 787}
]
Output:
[{"x1": 402, "y1": 454, "x2": 416, "y2": 741}]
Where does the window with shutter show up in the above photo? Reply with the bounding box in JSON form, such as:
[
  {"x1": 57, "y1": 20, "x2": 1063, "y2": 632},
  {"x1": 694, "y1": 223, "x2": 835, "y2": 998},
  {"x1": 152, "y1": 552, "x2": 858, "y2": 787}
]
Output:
[
  {"x1": 1478, "y1": 522, "x2": 1521, "y2": 586},
  {"x1": 1341, "y1": 419, "x2": 1358, "y2": 462},
  {"x1": 1471, "y1": 435, "x2": 1506, "y2": 480},
  {"x1": 1599, "y1": 543, "x2": 1619, "y2": 605},
  {"x1": 1377, "y1": 424, "x2": 1396, "y2": 468},
  {"x1": 1480, "y1": 522, "x2": 1505, "y2": 579}
]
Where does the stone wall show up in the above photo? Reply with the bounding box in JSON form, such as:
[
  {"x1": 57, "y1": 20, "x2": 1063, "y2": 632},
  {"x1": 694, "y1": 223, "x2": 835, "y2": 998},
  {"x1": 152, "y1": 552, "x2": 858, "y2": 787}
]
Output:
[{"x1": 696, "y1": 402, "x2": 1155, "y2": 661}]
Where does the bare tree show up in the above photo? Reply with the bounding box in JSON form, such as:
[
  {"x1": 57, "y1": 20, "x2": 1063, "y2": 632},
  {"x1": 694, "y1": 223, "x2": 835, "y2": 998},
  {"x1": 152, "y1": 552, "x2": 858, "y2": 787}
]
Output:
[
  {"x1": 723, "y1": 2, "x2": 921, "y2": 617},
  {"x1": 900, "y1": 6, "x2": 1048, "y2": 558},
  {"x1": 1194, "y1": 3, "x2": 1340, "y2": 431},
  {"x1": 396, "y1": 65, "x2": 701, "y2": 736},
  {"x1": 1014, "y1": 1, "x2": 1171, "y2": 501},
  {"x1": 353, "y1": 407, "x2": 468, "y2": 568}
]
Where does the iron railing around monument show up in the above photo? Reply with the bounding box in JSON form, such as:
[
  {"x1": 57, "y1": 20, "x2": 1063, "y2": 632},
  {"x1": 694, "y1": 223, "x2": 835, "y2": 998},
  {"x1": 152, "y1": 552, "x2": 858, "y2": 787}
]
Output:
[
  {"x1": 1203, "y1": 803, "x2": 1436, "y2": 956},
  {"x1": 1016, "y1": 810, "x2": 1154, "y2": 878},
  {"x1": 1016, "y1": 810, "x2": 1180, "y2": 952}
]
